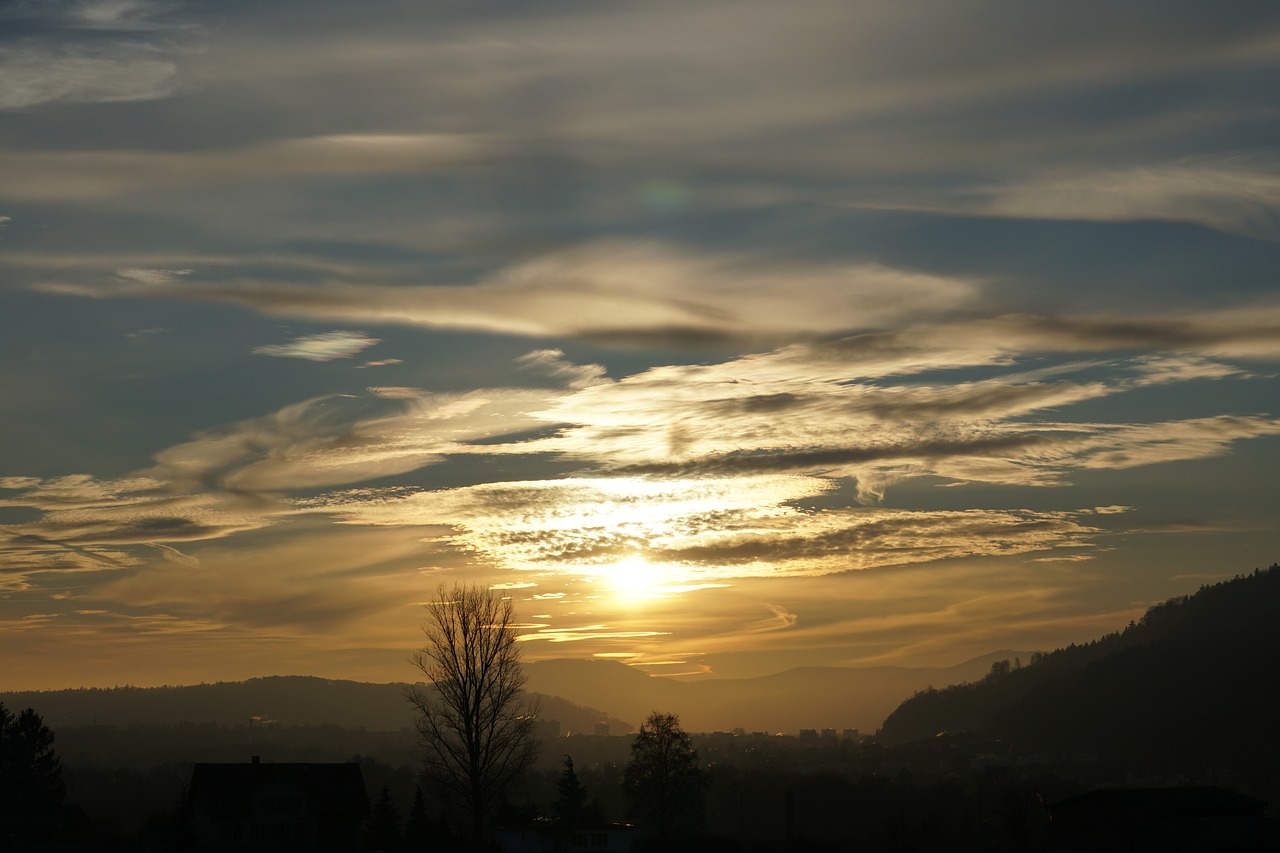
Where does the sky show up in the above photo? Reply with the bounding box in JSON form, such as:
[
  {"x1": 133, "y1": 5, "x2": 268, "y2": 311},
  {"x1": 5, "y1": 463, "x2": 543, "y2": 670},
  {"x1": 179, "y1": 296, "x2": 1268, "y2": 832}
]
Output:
[{"x1": 3, "y1": 0, "x2": 1279, "y2": 691}]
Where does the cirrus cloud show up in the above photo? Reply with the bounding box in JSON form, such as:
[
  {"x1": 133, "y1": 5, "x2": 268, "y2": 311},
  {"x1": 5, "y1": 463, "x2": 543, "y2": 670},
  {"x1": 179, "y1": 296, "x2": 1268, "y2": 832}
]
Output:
[{"x1": 253, "y1": 330, "x2": 381, "y2": 362}]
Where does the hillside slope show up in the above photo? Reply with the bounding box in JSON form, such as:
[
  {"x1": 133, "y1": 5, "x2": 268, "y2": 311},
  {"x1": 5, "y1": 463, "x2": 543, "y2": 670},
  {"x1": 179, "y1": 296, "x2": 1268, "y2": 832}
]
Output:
[{"x1": 879, "y1": 563, "x2": 1280, "y2": 776}]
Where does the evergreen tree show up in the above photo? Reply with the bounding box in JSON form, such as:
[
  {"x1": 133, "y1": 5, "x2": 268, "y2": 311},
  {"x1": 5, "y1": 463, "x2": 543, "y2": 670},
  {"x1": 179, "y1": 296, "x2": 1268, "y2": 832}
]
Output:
[
  {"x1": 403, "y1": 785, "x2": 432, "y2": 851},
  {"x1": 0, "y1": 704, "x2": 65, "y2": 843},
  {"x1": 365, "y1": 785, "x2": 402, "y2": 852},
  {"x1": 553, "y1": 755, "x2": 587, "y2": 826}
]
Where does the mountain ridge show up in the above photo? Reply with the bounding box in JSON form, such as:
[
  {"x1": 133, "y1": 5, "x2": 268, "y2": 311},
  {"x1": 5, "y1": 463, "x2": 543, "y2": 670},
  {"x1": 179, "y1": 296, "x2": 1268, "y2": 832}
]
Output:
[
  {"x1": 2, "y1": 652, "x2": 1030, "y2": 735},
  {"x1": 878, "y1": 563, "x2": 1280, "y2": 778},
  {"x1": 519, "y1": 651, "x2": 1032, "y2": 733}
]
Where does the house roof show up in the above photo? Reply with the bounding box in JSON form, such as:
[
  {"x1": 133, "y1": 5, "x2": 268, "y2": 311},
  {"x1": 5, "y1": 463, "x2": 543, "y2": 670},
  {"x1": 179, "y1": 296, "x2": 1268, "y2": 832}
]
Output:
[
  {"x1": 189, "y1": 761, "x2": 369, "y2": 820},
  {"x1": 1048, "y1": 786, "x2": 1267, "y2": 818}
]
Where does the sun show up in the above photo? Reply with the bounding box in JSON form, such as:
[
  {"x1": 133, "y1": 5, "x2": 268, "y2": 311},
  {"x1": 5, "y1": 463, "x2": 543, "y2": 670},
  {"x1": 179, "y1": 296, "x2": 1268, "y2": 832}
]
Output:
[{"x1": 598, "y1": 554, "x2": 666, "y2": 602}]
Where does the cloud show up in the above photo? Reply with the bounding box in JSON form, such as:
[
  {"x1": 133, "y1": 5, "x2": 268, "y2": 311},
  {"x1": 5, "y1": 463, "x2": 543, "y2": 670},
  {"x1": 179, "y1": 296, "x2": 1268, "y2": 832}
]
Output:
[
  {"x1": 1128, "y1": 355, "x2": 1245, "y2": 385},
  {"x1": 144, "y1": 389, "x2": 560, "y2": 492},
  {"x1": 516, "y1": 349, "x2": 608, "y2": 389},
  {"x1": 751, "y1": 603, "x2": 799, "y2": 633},
  {"x1": 66, "y1": 0, "x2": 177, "y2": 31},
  {"x1": 527, "y1": 363, "x2": 1115, "y2": 475},
  {"x1": 1, "y1": 0, "x2": 177, "y2": 31},
  {"x1": 253, "y1": 331, "x2": 380, "y2": 362},
  {"x1": 2, "y1": 491, "x2": 273, "y2": 547},
  {"x1": 116, "y1": 268, "x2": 192, "y2": 286},
  {"x1": 0, "y1": 47, "x2": 179, "y2": 109},
  {"x1": 0, "y1": 529, "x2": 142, "y2": 576},
  {"x1": 81, "y1": 522, "x2": 471, "y2": 645},
  {"x1": 839, "y1": 159, "x2": 1280, "y2": 241},
  {"x1": 0, "y1": 134, "x2": 499, "y2": 199},
  {"x1": 366, "y1": 386, "x2": 423, "y2": 400},
  {"x1": 759, "y1": 308, "x2": 1280, "y2": 378},
  {"x1": 139, "y1": 0, "x2": 1277, "y2": 171},
  {"x1": 0, "y1": 474, "x2": 167, "y2": 509},
  {"x1": 0, "y1": 476, "x2": 279, "y2": 589},
  {"x1": 1070, "y1": 416, "x2": 1280, "y2": 471},
  {"x1": 982, "y1": 161, "x2": 1280, "y2": 240},
  {"x1": 6, "y1": 299, "x2": 1273, "y2": 594},
  {"x1": 0, "y1": 0, "x2": 194, "y2": 109},
  {"x1": 36, "y1": 240, "x2": 979, "y2": 344},
  {"x1": 304, "y1": 475, "x2": 1109, "y2": 579},
  {"x1": 147, "y1": 542, "x2": 200, "y2": 568},
  {"x1": 517, "y1": 625, "x2": 669, "y2": 645},
  {"x1": 1, "y1": 476, "x2": 43, "y2": 490}
]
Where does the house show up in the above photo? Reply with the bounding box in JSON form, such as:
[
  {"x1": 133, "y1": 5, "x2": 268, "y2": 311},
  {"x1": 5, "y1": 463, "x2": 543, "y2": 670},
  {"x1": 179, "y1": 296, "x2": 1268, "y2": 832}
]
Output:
[
  {"x1": 1048, "y1": 786, "x2": 1267, "y2": 852},
  {"x1": 187, "y1": 756, "x2": 369, "y2": 852}
]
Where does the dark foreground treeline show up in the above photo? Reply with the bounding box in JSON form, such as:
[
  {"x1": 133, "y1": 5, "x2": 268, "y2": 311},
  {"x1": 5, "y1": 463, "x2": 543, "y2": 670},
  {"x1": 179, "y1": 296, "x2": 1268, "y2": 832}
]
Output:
[
  {"x1": 53, "y1": 721, "x2": 419, "y2": 842},
  {"x1": 48, "y1": 719, "x2": 1279, "y2": 852},
  {"x1": 53, "y1": 729, "x2": 1073, "y2": 852}
]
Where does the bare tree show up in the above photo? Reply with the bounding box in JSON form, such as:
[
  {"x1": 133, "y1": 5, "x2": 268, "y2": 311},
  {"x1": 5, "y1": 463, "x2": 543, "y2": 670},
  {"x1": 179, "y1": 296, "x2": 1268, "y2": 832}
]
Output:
[
  {"x1": 406, "y1": 583, "x2": 538, "y2": 847},
  {"x1": 624, "y1": 711, "x2": 705, "y2": 844}
]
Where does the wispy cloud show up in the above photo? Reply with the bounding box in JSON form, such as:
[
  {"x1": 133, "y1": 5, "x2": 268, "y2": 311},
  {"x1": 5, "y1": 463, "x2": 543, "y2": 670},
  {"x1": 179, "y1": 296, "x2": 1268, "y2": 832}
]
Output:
[
  {"x1": 0, "y1": 1, "x2": 196, "y2": 110},
  {"x1": 840, "y1": 160, "x2": 1280, "y2": 241},
  {"x1": 0, "y1": 134, "x2": 498, "y2": 199},
  {"x1": 302, "y1": 475, "x2": 1109, "y2": 579},
  {"x1": 38, "y1": 240, "x2": 979, "y2": 345},
  {"x1": 6, "y1": 314, "x2": 1273, "y2": 592},
  {"x1": 516, "y1": 349, "x2": 608, "y2": 389},
  {"x1": 0, "y1": 47, "x2": 179, "y2": 110},
  {"x1": 983, "y1": 161, "x2": 1280, "y2": 240},
  {"x1": 116, "y1": 268, "x2": 192, "y2": 286},
  {"x1": 253, "y1": 331, "x2": 380, "y2": 362},
  {"x1": 517, "y1": 624, "x2": 669, "y2": 645}
]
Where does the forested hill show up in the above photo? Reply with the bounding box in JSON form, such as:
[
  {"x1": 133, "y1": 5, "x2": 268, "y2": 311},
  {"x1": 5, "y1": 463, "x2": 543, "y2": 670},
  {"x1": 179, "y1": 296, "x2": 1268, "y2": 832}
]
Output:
[
  {"x1": 0, "y1": 676, "x2": 632, "y2": 735},
  {"x1": 879, "y1": 564, "x2": 1280, "y2": 774}
]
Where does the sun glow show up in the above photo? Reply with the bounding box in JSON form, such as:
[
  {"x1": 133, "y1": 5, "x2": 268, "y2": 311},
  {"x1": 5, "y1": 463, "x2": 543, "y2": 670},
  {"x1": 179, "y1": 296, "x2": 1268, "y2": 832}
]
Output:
[{"x1": 598, "y1": 554, "x2": 667, "y2": 602}]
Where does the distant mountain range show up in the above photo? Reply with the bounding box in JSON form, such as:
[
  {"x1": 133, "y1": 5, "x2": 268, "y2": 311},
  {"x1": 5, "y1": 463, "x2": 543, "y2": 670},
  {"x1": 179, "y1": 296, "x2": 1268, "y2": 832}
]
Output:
[
  {"x1": 3, "y1": 651, "x2": 1027, "y2": 736},
  {"x1": 879, "y1": 564, "x2": 1280, "y2": 776},
  {"x1": 522, "y1": 652, "x2": 1028, "y2": 734},
  {"x1": 0, "y1": 677, "x2": 631, "y2": 737}
]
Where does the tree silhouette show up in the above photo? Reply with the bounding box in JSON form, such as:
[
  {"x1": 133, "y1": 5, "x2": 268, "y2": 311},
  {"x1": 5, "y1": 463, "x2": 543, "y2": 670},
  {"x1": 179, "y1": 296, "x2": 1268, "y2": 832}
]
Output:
[
  {"x1": 403, "y1": 784, "x2": 449, "y2": 852},
  {"x1": 365, "y1": 785, "x2": 402, "y2": 852},
  {"x1": 406, "y1": 583, "x2": 538, "y2": 848},
  {"x1": 0, "y1": 703, "x2": 65, "y2": 843},
  {"x1": 623, "y1": 712, "x2": 705, "y2": 845},
  {"x1": 553, "y1": 755, "x2": 587, "y2": 826}
]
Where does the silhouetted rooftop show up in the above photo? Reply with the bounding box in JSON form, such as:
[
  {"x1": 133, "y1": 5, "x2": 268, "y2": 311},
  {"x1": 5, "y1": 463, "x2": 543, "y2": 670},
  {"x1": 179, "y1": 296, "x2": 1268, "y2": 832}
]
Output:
[
  {"x1": 1049, "y1": 786, "x2": 1267, "y2": 818},
  {"x1": 189, "y1": 760, "x2": 368, "y2": 820}
]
